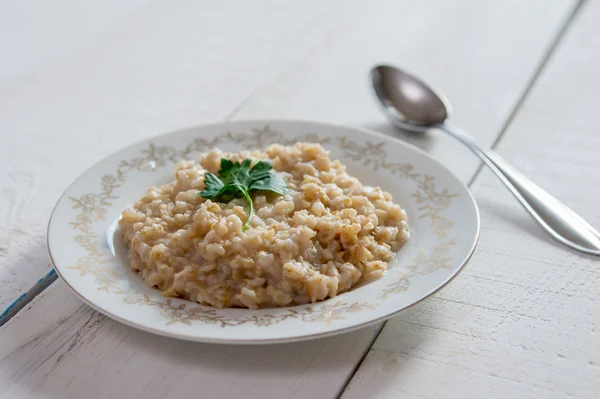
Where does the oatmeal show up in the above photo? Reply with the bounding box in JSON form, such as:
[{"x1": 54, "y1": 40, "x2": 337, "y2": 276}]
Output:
[{"x1": 119, "y1": 143, "x2": 409, "y2": 308}]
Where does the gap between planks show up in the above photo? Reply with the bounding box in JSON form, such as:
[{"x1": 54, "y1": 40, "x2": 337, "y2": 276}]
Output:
[
  {"x1": 335, "y1": 2, "x2": 587, "y2": 397},
  {"x1": 466, "y1": 0, "x2": 587, "y2": 188}
]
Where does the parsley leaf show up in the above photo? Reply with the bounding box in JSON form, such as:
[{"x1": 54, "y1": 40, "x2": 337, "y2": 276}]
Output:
[{"x1": 199, "y1": 159, "x2": 287, "y2": 231}]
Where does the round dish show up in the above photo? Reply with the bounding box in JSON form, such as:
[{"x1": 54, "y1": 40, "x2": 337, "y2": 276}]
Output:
[{"x1": 47, "y1": 120, "x2": 479, "y2": 344}]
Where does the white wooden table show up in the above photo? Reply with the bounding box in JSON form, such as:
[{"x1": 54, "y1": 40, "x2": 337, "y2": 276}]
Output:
[{"x1": 1, "y1": 1, "x2": 599, "y2": 398}]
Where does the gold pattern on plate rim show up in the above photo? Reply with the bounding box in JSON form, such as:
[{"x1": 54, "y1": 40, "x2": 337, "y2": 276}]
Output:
[{"x1": 65, "y1": 125, "x2": 458, "y2": 327}]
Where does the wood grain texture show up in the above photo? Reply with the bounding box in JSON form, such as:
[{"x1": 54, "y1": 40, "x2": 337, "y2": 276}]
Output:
[
  {"x1": 341, "y1": 2, "x2": 600, "y2": 398},
  {"x1": 0, "y1": 283, "x2": 382, "y2": 399},
  {"x1": 0, "y1": 1, "x2": 578, "y2": 398}
]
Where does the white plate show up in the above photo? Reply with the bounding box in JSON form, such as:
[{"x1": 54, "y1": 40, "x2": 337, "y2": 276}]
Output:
[{"x1": 48, "y1": 120, "x2": 479, "y2": 344}]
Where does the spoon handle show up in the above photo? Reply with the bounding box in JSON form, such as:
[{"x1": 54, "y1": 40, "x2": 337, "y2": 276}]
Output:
[{"x1": 441, "y1": 122, "x2": 600, "y2": 256}]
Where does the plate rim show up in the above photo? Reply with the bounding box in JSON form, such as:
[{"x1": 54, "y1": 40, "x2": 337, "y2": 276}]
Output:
[{"x1": 46, "y1": 119, "x2": 480, "y2": 344}]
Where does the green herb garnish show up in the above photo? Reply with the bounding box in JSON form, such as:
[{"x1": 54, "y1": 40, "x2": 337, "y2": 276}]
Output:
[{"x1": 199, "y1": 159, "x2": 287, "y2": 231}]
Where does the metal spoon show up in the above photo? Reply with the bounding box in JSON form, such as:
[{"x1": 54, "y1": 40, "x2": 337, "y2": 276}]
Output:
[{"x1": 371, "y1": 64, "x2": 600, "y2": 256}]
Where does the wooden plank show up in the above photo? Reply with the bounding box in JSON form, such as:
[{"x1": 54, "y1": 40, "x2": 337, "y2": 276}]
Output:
[
  {"x1": 341, "y1": 2, "x2": 600, "y2": 398},
  {"x1": 0, "y1": 0, "x2": 152, "y2": 87},
  {"x1": 0, "y1": 1, "x2": 576, "y2": 398},
  {"x1": 233, "y1": 0, "x2": 572, "y2": 182},
  {"x1": 0, "y1": 0, "x2": 336, "y2": 310},
  {"x1": 0, "y1": 284, "x2": 381, "y2": 399}
]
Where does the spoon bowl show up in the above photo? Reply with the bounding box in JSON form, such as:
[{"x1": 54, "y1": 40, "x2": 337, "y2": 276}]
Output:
[{"x1": 371, "y1": 65, "x2": 451, "y2": 130}]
